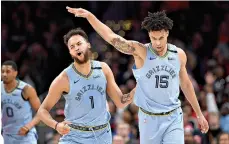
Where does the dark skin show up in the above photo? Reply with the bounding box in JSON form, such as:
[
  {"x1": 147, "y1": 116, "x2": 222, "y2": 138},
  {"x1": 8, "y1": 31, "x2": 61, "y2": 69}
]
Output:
[{"x1": 1, "y1": 65, "x2": 41, "y2": 136}]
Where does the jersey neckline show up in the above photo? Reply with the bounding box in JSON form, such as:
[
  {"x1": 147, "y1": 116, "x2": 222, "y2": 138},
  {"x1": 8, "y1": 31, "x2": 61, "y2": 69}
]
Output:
[
  {"x1": 149, "y1": 43, "x2": 169, "y2": 59},
  {"x1": 71, "y1": 61, "x2": 94, "y2": 79},
  {"x1": 3, "y1": 80, "x2": 20, "y2": 94}
]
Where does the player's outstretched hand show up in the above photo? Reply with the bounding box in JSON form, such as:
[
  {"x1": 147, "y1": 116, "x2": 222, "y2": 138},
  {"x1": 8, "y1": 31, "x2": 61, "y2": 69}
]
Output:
[
  {"x1": 56, "y1": 121, "x2": 71, "y2": 135},
  {"x1": 66, "y1": 6, "x2": 91, "y2": 18},
  {"x1": 197, "y1": 114, "x2": 209, "y2": 134},
  {"x1": 18, "y1": 126, "x2": 30, "y2": 136}
]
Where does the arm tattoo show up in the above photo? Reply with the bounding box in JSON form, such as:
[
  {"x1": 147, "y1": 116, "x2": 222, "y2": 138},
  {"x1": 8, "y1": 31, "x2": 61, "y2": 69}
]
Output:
[
  {"x1": 137, "y1": 42, "x2": 146, "y2": 49},
  {"x1": 110, "y1": 37, "x2": 135, "y2": 54},
  {"x1": 121, "y1": 93, "x2": 132, "y2": 104}
]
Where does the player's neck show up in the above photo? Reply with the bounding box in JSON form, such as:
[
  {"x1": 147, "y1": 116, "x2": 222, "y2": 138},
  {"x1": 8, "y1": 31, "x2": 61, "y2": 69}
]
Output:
[
  {"x1": 73, "y1": 60, "x2": 91, "y2": 75},
  {"x1": 4, "y1": 79, "x2": 18, "y2": 92}
]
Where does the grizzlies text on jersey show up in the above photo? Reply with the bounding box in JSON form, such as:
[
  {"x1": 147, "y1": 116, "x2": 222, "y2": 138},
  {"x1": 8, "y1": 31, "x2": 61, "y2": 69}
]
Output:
[
  {"x1": 63, "y1": 60, "x2": 111, "y2": 126},
  {"x1": 132, "y1": 43, "x2": 181, "y2": 113}
]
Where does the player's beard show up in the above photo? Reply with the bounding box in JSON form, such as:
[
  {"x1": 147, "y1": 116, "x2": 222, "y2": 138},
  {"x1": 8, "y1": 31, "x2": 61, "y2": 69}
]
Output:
[{"x1": 73, "y1": 49, "x2": 90, "y2": 64}]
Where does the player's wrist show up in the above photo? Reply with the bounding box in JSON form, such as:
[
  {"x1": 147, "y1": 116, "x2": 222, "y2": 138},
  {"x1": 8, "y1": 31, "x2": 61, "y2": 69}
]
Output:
[
  {"x1": 54, "y1": 122, "x2": 59, "y2": 130},
  {"x1": 23, "y1": 124, "x2": 31, "y2": 130},
  {"x1": 86, "y1": 12, "x2": 94, "y2": 20}
]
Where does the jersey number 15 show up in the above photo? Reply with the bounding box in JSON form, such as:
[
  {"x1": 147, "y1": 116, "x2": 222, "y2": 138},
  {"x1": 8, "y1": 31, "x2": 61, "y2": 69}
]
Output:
[{"x1": 155, "y1": 75, "x2": 169, "y2": 88}]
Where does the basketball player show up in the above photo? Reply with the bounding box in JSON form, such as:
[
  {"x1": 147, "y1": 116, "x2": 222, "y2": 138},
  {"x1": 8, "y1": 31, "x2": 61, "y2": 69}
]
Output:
[
  {"x1": 1, "y1": 60, "x2": 41, "y2": 144},
  {"x1": 37, "y1": 28, "x2": 136, "y2": 144},
  {"x1": 66, "y1": 7, "x2": 209, "y2": 144}
]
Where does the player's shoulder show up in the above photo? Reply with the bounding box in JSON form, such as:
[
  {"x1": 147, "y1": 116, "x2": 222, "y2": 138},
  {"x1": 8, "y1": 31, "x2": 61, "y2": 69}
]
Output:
[
  {"x1": 176, "y1": 47, "x2": 186, "y2": 57},
  {"x1": 18, "y1": 80, "x2": 31, "y2": 90},
  {"x1": 143, "y1": 42, "x2": 151, "y2": 47},
  {"x1": 98, "y1": 61, "x2": 111, "y2": 77},
  {"x1": 99, "y1": 61, "x2": 110, "y2": 71},
  {"x1": 56, "y1": 71, "x2": 69, "y2": 83}
]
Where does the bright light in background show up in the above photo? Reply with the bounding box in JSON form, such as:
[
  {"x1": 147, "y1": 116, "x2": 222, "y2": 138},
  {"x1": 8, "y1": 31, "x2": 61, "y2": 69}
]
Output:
[
  {"x1": 122, "y1": 20, "x2": 132, "y2": 31},
  {"x1": 92, "y1": 52, "x2": 98, "y2": 60},
  {"x1": 118, "y1": 30, "x2": 125, "y2": 37},
  {"x1": 113, "y1": 24, "x2": 121, "y2": 31},
  {"x1": 105, "y1": 20, "x2": 113, "y2": 28}
]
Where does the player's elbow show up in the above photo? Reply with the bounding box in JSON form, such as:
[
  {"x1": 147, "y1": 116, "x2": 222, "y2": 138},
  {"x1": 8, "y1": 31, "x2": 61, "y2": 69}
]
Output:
[{"x1": 37, "y1": 106, "x2": 48, "y2": 119}]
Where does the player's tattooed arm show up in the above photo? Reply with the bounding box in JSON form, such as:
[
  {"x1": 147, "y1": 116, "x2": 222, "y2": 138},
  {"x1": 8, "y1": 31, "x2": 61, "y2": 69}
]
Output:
[
  {"x1": 110, "y1": 37, "x2": 136, "y2": 55},
  {"x1": 121, "y1": 93, "x2": 133, "y2": 104},
  {"x1": 110, "y1": 37, "x2": 147, "y2": 58},
  {"x1": 121, "y1": 87, "x2": 136, "y2": 105}
]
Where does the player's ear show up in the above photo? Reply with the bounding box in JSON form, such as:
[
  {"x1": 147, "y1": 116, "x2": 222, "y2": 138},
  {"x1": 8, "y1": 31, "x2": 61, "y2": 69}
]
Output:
[
  {"x1": 166, "y1": 30, "x2": 169, "y2": 37},
  {"x1": 14, "y1": 71, "x2": 18, "y2": 78},
  {"x1": 87, "y1": 43, "x2": 91, "y2": 49}
]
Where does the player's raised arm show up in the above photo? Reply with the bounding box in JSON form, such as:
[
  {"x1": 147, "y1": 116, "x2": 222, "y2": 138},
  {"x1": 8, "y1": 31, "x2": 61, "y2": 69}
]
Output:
[
  {"x1": 66, "y1": 6, "x2": 146, "y2": 58},
  {"x1": 18, "y1": 85, "x2": 41, "y2": 136},
  {"x1": 37, "y1": 72, "x2": 71, "y2": 135},
  {"x1": 101, "y1": 62, "x2": 136, "y2": 108}
]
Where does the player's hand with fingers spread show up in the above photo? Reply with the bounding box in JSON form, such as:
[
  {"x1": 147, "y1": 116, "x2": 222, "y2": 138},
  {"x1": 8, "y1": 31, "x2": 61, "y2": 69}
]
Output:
[
  {"x1": 66, "y1": 6, "x2": 91, "y2": 18},
  {"x1": 55, "y1": 121, "x2": 71, "y2": 135},
  {"x1": 197, "y1": 114, "x2": 209, "y2": 134}
]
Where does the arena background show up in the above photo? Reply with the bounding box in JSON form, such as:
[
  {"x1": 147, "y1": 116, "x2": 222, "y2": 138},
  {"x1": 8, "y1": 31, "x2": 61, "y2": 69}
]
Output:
[{"x1": 1, "y1": 1, "x2": 229, "y2": 144}]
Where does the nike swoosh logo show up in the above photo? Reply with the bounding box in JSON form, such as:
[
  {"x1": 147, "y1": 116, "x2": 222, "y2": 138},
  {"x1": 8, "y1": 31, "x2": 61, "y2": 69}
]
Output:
[
  {"x1": 149, "y1": 57, "x2": 156, "y2": 60},
  {"x1": 74, "y1": 79, "x2": 80, "y2": 84},
  {"x1": 168, "y1": 57, "x2": 175, "y2": 60},
  {"x1": 93, "y1": 75, "x2": 100, "y2": 79}
]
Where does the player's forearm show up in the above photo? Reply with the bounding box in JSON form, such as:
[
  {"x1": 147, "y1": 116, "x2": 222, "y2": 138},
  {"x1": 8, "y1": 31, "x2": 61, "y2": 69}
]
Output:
[
  {"x1": 37, "y1": 108, "x2": 58, "y2": 129},
  {"x1": 120, "y1": 88, "x2": 136, "y2": 108},
  {"x1": 181, "y1": 83, "x2": 202, "y2": 116},
  {"x1": 86, "y1": 13, "x2": 115, "y2": 44},
  {"x1": 25, "y1": 114, "x2": 40, "y2": 129}
]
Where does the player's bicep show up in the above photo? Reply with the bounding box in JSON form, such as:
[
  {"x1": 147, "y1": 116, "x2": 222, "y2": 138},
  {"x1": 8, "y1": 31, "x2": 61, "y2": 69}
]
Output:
[
  {"x1": 25, "y1": 86, "x2": 41, "y2": 111},
  {"x1": 41, "y1": 75, "x2": 67, "y2": 111},
  {"x1": 178, "y1": 48, "x2": 190, "y2": 87}
]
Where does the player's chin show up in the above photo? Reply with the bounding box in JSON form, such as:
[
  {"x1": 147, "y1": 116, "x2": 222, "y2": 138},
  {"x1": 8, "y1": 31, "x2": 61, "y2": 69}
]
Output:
[{"x1": 2, "y1": 80, "x2": 9, "y2": 84}]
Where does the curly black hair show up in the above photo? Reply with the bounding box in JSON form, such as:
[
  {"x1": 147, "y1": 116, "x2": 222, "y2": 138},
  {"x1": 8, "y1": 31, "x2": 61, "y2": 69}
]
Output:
[
  {"x1": 141, "y1": 11, "x2": 173, "y2": 32},
  {"x1": 63, "y1": 28, "x2": 89, "y2": 46}
]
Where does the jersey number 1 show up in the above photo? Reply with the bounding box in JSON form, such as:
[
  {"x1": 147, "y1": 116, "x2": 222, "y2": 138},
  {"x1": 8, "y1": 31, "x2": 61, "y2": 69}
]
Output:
[{"x1": 89, "y1": 96, "x2": 94, "y2": 109}]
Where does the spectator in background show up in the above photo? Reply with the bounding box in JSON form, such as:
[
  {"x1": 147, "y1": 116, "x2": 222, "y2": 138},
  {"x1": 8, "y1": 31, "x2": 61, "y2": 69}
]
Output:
[
  {"x1": 217, "y1": 132, "x2": 229, "y2": 144},
  {"x1": 115, "y1": 122, "x2": 138, "y2": 144},
  {"x1": 113, "y1": 135, "x2": 125, "y2": 144},
  {"x1": 202, "y1": 112, "x2": 223, "y2": 144}
]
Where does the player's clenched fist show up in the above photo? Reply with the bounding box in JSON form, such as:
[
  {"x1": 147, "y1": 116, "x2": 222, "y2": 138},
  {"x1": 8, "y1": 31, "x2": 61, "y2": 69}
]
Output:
[
  {"x1": 66, "y1": 6, "x2": 91, "y2": 18},
  {"x1": 55, "y1": 121, "x2": 71, "y2": 135}
]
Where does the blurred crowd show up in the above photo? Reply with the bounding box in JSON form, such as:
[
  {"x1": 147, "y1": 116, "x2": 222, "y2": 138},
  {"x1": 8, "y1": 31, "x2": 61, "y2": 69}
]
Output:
[{"x1": 1, "y1": 1, "x2": 229, "y2": 144}]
